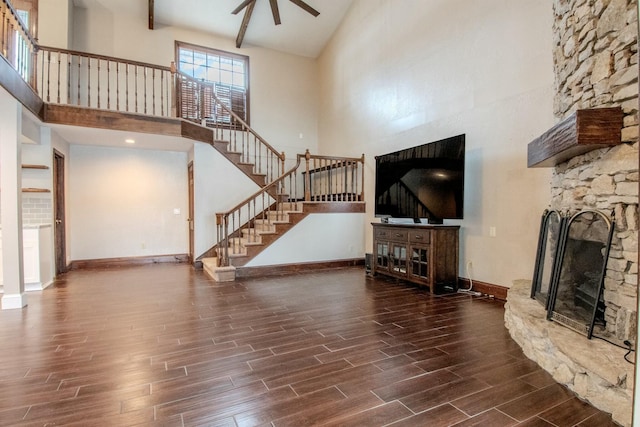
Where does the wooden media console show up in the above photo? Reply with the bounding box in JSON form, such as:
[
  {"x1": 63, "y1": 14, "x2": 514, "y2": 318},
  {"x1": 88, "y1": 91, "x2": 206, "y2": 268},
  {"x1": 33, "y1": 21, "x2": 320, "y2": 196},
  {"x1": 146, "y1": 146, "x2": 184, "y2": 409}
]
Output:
[{"x1": 372, "y1": 223, "x2": 459, "y2": 293}]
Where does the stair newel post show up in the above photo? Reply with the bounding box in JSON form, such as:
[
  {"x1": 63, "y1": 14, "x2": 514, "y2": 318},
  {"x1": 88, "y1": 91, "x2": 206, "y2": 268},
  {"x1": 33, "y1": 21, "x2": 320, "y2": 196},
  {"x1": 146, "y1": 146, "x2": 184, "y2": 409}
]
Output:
[
  {"x1": 199, "y1": 78, "x2": 205, "y2": 125},
  {"x1": 29, "y1": 44, "x2": 37, "y2": 93},
  {"x1": 170, "y1": 61, "x2": 177, "y2": 118},
  {"x1": 279, "y1": 151, "x2": 285, "y2": 197},
  {"x1": 252, "y1": 197, "x2": 256, "y2": 244},
  {"x1": 304, "y1": 149, "x2": 311, "y2": 202},
  {"x1": 215, "y1": 213, "x2": 226, "y2": 267}
]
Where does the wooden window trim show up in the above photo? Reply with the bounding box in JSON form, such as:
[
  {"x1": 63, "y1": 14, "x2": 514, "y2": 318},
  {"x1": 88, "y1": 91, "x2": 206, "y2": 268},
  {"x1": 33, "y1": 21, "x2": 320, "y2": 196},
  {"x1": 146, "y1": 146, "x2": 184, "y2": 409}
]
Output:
[{"x1": 13, "y1": 0, "x2": 38, "y2": 39}]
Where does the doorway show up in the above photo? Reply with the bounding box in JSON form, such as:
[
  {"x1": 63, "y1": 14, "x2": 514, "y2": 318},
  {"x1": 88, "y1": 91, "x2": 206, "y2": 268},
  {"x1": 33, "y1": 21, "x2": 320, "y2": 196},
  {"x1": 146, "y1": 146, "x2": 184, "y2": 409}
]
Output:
[{"x1": 53, "y1": 150, "x2": 66, "y2": 275}]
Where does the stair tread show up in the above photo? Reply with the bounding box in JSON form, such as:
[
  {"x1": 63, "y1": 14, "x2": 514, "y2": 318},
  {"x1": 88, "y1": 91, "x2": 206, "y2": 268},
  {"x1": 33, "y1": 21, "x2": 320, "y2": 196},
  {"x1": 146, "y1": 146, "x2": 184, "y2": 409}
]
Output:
[
  {"x1": 242, "y1": 229, "x2": 273, "y2": 235},
  {"x1": 255, "y1": 220, "x2": 289, "y2": 225},
  {"x1": 229, "y1": 253, "x2": 248, "y2": 258}
]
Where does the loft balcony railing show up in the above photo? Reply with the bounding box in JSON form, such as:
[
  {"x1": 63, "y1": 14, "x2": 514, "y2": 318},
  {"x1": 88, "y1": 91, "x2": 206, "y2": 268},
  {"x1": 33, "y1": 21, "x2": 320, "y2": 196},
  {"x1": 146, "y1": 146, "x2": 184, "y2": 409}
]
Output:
[
  {"x1": 37, "y1": 46, "x2": 174, "y2": 116},
  {"x1": 216, "y1": 151, "x2": 365, "y2": 267}
]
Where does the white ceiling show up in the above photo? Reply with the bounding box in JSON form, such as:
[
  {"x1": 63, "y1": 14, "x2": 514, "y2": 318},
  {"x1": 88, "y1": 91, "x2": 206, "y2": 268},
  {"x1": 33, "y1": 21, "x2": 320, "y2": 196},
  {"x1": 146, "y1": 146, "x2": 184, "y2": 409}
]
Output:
[{"x1": 73, "y1": 0, "x2": 354, "y2": 58}]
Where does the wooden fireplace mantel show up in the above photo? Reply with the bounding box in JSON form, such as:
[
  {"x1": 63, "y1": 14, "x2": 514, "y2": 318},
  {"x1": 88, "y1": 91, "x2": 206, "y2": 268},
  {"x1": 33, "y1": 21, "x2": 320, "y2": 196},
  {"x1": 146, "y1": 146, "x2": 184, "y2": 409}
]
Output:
[{"x1": 527, "y1": 107, "x2": 623, "y2": 168}]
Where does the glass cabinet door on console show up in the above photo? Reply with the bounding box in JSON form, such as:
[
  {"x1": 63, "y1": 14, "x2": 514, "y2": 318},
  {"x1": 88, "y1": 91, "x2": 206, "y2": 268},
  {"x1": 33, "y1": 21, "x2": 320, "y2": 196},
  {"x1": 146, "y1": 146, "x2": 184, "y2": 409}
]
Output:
[
  {"x1": 410, "y1": 246, "x2": 429, "y2": 281},
  {"x1": 391, "y1": 244, "x2": 407, "y2": 274},
  {"x1": 376, "y1": 241, "x2": 389, "y2": 270}
]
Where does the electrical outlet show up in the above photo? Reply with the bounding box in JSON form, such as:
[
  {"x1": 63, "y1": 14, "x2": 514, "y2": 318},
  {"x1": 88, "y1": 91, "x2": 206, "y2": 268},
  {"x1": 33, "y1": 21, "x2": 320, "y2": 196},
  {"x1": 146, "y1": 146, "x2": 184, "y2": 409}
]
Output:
[
  {"x1": 489, "y1": 226, "x2": 497, "y2": 237},
  {"x1": 467, "y1": 260, "x2": 473, "y2": 269}
]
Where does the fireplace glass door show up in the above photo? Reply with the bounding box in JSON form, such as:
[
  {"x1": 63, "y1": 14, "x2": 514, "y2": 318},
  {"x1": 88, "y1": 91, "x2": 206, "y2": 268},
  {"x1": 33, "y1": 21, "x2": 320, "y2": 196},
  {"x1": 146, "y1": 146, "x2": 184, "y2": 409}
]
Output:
[
  {"x1": 530, "y1": 210, "x2": 565, "y2": 308},
  {"x1": 547, "y1": 210, "x2": 614, "y2": 339}
]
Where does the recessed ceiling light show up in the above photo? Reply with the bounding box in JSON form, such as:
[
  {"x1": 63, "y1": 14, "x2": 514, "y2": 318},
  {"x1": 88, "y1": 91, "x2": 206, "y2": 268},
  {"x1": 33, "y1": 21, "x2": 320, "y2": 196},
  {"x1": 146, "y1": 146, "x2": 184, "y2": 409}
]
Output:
[{"x1": 125, "y1": 139, "x2": 135, "y2": 144}]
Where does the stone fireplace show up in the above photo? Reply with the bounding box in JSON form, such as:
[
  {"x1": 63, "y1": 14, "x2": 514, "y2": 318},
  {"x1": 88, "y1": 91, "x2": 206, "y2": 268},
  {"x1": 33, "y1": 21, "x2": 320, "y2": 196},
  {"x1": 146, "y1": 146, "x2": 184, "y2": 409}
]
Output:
[
  {"x1": 505, "y1": 0, "x2": 638, "y2": 425},
  {"x1": 549, "y1": 0, "x2": 638, "y2": 342}
]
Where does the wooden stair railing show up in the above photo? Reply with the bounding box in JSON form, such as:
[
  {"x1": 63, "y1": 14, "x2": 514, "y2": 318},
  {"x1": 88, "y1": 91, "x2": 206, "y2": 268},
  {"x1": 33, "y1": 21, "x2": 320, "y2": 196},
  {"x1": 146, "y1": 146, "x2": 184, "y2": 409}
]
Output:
[
  {"x1": 215, "y1": 150, "x2": 365, "y2": 267},
  {"x1": 174, "y1": 71, "x2": 285, "y2": 184}
]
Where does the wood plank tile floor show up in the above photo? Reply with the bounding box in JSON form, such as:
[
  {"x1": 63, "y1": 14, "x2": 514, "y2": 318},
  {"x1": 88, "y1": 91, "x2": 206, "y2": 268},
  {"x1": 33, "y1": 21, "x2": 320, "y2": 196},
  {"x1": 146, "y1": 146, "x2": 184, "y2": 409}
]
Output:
[{"x1": 0, "y1": 264, "x2": 620, "y2": 426}]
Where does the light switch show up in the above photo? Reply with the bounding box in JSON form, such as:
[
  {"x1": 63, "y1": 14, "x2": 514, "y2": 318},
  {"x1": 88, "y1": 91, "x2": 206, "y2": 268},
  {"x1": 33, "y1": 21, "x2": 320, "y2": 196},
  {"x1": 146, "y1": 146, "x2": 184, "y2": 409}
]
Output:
[{"x1": 173, "y1": 208, "x2": 181, "y2": 215}]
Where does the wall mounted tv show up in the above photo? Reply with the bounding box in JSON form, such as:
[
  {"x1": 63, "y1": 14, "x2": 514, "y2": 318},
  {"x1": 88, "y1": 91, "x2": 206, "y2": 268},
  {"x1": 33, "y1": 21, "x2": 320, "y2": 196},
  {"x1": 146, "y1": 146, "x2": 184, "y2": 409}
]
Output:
[{"x1": 375, "y1": 134, "x2": 465, "y2": 224}]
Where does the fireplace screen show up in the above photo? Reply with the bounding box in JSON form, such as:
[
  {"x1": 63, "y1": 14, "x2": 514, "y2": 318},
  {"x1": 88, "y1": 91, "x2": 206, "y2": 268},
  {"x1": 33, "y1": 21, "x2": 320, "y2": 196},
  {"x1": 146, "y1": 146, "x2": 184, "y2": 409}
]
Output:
[
  {"x1": 546, "y1": 210, "x2": 614, "y2": 339},
  {"x1": 530, "y1": 210, "x2": 565, "y2": 309}
]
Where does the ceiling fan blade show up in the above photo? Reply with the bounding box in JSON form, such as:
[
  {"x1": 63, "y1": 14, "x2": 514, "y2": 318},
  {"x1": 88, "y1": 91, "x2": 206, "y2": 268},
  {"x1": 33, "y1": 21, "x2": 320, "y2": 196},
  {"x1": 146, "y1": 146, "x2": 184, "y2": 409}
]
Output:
[
  {"x1": 288, "y1": 0, "x2": 320, "y2": 17},
  {"x1": 148, "y1": 0, "x2": 154, "y2": 29},
  {"x1": 232, "y1": 0, "x2": 255, "y2": 15},
  {"x1": 236, "y1": 0, "x2": 256, "y2": 48},
  {"x1": 269, "y1": 0, "x2": 281, "y2": 25}
]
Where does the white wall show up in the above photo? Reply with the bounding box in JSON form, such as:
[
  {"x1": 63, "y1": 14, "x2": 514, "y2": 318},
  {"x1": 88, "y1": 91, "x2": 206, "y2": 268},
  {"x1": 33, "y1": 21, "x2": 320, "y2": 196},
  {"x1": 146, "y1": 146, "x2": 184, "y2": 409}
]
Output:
[
  {"x1": 68, "y1": 145, "x2": 188, "y2": 260},
  {"x1": 192, "y1": 143, "x2": 262, "y2": 257},
  {"x1": 246, "y1": 213, "x2": 366, "y2": 267},
  {"x1": 71, "y1": 4, "x2": 318, "y2": 159},
  {"x1": 38, "y1": 0, "x2": 74, "y2": 48},
  {"x1": 317, "y1": 0, "x2": 555, "y2": 287}
]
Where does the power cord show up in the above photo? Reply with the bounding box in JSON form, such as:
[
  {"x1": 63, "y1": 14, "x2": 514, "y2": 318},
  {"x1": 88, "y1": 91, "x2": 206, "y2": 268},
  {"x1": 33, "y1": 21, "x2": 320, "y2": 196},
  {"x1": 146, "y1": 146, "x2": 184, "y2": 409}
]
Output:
[
  {"x1": 458, "y1": 261, "x2": 482, "y2": 296},
  {"x1": 591, "y1": 335, "x2": 635, "y2": 365}
]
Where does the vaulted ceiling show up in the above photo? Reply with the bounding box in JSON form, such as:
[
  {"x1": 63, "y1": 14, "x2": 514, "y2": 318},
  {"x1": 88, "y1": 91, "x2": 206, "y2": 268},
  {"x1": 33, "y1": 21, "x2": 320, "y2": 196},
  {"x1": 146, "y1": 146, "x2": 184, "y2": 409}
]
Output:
[{"x1": 74, "y1": 0, "x2": 353, "y2": 58}]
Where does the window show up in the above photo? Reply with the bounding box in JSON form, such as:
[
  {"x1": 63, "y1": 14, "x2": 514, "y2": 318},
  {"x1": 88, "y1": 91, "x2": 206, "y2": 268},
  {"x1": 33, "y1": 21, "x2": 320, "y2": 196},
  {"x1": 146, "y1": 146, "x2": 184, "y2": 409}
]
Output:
[
  {"x1": 175, "y1": 41, "x2": 250, "y2": 125},
  {"x1": 13, "y1": 0, "x2": 37, "y2": 37}
]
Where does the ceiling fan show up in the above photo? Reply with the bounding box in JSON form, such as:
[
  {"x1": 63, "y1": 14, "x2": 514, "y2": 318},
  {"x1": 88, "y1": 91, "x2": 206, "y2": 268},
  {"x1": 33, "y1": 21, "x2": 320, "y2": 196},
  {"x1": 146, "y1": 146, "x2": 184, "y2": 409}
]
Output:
[{"x1": 232, "y1": 0, "x2": 320, "y2": 48}]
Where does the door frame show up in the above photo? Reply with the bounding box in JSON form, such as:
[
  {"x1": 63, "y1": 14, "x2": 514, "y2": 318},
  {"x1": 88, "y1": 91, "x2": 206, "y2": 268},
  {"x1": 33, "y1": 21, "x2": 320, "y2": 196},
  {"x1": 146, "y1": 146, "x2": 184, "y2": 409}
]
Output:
[
  {"x1": 188, "y1": 161, "x2": 194, "y2": 263},
  {"x1": 53, "y1": 149, "x2": 66, "y2": 275}
]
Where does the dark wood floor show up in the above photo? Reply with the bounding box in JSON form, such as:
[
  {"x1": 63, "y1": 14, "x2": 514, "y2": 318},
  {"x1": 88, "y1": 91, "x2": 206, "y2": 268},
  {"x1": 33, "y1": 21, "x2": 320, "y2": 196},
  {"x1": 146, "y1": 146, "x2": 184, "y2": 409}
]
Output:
[{"x1": 0, "y1": 265, "x2": 618, "y2": 426}]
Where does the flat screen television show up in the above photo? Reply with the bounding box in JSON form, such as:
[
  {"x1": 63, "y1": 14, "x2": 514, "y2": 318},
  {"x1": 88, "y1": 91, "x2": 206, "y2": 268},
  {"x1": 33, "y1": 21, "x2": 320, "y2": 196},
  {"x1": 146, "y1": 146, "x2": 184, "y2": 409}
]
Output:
[{"x1": 375, "y1": 134, "x2": 465, "y2": 224}]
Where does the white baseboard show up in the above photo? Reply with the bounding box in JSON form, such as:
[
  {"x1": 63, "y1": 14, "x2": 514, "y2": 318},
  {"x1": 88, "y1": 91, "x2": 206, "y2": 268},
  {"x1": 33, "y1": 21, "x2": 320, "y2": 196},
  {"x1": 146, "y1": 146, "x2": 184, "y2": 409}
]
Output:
[{"x1": 2, "y1": 293, "x2": 28, "y2": 309}]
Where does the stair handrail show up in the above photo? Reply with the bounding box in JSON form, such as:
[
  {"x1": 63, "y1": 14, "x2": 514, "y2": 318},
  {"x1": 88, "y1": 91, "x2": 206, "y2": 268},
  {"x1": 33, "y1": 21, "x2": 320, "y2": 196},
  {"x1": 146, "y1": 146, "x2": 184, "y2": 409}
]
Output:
[
  {"x1": 174, "y1": 70, "x2": 285, "y2": 182},
  {"x1": 215, "y1": 150, "x2": 365, "y2": 267},
  {"x1": 38, "y1": 46, "x2": 173, "y2": 73}
]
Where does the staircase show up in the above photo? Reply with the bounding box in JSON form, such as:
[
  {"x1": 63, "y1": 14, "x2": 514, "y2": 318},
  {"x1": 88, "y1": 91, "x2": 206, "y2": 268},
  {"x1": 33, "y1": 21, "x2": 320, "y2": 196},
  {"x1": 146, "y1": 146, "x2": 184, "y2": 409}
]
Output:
[
  {"x1": 202, "y1": 201, "x2": 307, "y2": 281},
  {"x1": 201, "y1": 149, "x2": 365, "y2": 281},
  {"x1": 175, "y1": 72, "x2": 366, "y2": 279}
]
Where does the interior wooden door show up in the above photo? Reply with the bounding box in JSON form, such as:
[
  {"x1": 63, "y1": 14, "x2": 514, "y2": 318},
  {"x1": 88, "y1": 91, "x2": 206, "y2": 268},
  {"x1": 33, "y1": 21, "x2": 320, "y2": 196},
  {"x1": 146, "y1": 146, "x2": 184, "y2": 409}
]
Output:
[
  {"x1": 188, "y1": 162, "x2": 194, "y2": 263},
  {"x1": 53, "y1": 150, "x2": 66, "y2": 274}
]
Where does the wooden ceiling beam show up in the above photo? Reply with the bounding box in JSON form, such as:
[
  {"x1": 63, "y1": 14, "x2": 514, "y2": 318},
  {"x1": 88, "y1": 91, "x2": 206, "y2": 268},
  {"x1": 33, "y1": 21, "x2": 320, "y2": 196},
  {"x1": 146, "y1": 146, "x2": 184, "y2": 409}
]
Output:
[
  {"x1": 236, "y1": 0, "x2": 256, "y2": 48},
  {"x1": 148, "y1": 0, "x2": 154, "y2": 29}
]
